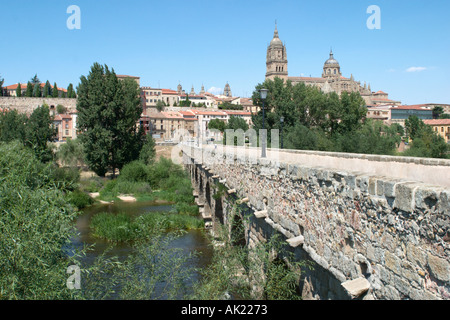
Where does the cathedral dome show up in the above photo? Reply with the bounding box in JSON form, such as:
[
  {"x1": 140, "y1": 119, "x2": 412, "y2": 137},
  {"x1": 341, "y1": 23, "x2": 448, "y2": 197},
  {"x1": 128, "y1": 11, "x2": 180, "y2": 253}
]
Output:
[
  {"x1": 324, "y1": 50, "x2": 339, "y2": 66},
  {"x1": 269, "y1": 25, "x2": 283, "y2": 47}
]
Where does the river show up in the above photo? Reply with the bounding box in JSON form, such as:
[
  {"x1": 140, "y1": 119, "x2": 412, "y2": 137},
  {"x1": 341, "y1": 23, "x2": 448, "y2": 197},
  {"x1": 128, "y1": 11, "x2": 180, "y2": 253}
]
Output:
[{"x1": 70, "y1": 200, "x2": 214, "y2": 299}]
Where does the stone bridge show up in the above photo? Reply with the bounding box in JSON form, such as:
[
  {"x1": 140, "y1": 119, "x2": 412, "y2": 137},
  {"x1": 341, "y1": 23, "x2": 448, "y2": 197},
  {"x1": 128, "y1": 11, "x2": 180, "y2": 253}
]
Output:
[{"x1": 181, "y1": 144, "x2": 450, "y2": 300}]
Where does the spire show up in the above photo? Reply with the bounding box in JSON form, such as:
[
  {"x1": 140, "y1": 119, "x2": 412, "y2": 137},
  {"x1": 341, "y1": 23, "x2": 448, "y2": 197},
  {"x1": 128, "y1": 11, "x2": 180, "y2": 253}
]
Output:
[{"x1": 273, "y1": 20, "x2": 279, "y2": 38}]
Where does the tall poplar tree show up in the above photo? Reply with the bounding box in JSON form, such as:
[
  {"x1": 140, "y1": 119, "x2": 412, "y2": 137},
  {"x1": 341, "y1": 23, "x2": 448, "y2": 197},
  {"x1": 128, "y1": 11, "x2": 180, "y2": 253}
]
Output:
[
  {"x1": 43, "y1": 80, "x2": 51, "y2": 97},
  {"x1": 52, "y1": 82, "x2": 59, "y2": 98},
  {"x1": 33, "y1": 83, "x2": 41, "y2": 97},
  {"x1": 76, "y1": 63, "x2": 143, "y2": 177},
  {"x1": 25, "y1": 82, "x2": 33, "y2": 97},
  {"x1": 16, "y1": 83, "x2": 22, "y2": 97}
]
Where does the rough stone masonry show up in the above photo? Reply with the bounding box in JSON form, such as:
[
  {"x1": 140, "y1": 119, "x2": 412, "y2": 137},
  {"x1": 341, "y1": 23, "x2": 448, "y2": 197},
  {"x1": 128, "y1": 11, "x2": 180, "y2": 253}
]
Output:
[{"x1": 183, "y1": 145, "x2": 450, "y2": 300}]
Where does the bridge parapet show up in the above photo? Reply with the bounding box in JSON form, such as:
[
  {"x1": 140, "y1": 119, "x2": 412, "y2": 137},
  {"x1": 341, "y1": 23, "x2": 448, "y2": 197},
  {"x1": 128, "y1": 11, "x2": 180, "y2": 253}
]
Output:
[{"x1": 182, "y1": 144, "x2": 449, "y2": 300}]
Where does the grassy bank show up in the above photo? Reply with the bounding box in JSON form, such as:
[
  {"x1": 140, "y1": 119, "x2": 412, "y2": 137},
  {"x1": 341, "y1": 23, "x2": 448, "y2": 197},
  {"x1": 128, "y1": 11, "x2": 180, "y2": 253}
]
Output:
[
  {"x1": 90, "y1": 212, "x2": 204, "y2": 242},
  {"x1": 77, "y1": 157, "x2": 199, "y2": 215}
]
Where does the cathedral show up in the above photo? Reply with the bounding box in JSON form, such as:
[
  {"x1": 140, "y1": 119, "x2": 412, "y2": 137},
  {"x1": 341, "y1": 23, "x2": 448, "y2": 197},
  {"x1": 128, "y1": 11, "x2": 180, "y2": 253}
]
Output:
[{"x1": 265, "y1": 25, "x2": 397, "y2": 106}]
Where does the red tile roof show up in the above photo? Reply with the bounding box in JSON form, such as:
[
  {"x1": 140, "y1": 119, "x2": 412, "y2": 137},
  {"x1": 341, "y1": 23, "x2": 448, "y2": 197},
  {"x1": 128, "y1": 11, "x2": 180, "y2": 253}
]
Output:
[
  {"x1": 4, "y1": 83, "x2": 68, "y2": 92},
  {"x1": 162, "y1": 89, "x2": 178, "y2": 95},
  {"x1": 224, "y1": 111, "x2": 252, "y2": 116},
  {"x1": 423, "y1": 119, "x2": 450, "y2": 126}
]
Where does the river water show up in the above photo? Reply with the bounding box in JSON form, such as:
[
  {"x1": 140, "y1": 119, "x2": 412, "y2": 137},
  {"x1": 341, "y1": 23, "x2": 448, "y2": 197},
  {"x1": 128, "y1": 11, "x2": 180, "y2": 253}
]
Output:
[{"x1": 71, "y1": 200, "x2": 214, "y2": 299}]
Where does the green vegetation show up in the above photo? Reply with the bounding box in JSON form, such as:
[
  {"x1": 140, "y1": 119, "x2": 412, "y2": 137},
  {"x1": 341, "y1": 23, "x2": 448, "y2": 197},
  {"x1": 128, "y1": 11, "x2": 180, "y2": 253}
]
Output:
[
  {"x1": 91, "y1": 212, "x2": 204, "y2": 242},
  {"x1": 0, "y1": 105, "x2": 55, "y2": 162},
  {"x1": 403, "y1": 116, "x2": 448, "y2": 158},
  {"x1": 76, "y1": 63, "x2": 144, "y2": 177},
  {"x1": 0, "y1": 142, "x2": 79, "y2": 299},
  {"x1": 0, "y1": 140, "x2": 202, "y2": 300},
  {"x1": 192, "y1": 206, "x2": 311, "y2": 300},
  {"x1": 218, "y1": 101, "x2": 244, "y2": 110},
  {"x1": 251, "y1": 78, "x2": 449, "y2": 158},
  {"x1": 16, "y1": 83, "x2": 22, "y2": 97}
]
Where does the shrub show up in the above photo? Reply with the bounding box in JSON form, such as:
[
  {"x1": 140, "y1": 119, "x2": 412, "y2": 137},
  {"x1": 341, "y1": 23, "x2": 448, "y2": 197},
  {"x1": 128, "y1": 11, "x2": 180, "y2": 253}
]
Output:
[
  {"x1": 119, "y1": 160, "x2": 149, "y2": 183},
  {"x1": 67, "y1": 190, "x2": 94, "y2": 209}
]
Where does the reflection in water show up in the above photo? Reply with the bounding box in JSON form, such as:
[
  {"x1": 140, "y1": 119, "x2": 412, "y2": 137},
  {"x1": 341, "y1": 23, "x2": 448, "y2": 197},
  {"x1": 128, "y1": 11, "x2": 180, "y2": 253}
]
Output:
[{"x1": 71, "y1": 201, "x2": 213, "y2": 299}]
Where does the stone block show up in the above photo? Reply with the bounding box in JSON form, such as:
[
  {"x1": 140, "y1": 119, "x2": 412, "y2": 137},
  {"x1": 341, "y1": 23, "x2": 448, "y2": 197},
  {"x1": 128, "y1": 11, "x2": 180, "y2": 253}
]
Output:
[
  {"x1": 341, "y1": 277, "x2": 370, "y2": 299},
  {"x1": 286, "y1": 236, "x2": 305, "y2": 248},
  {"x1": 406, "y1": 243, "x2": 427, "y2": 268},
  {"x1": 394, "y1": 182, "x2": 421, "y2": 213},
  {"x1": 414, "y1": 186, "x2": 443, "y2": 210},
  {"x1": 427, "y1": 253, "x2": 450, "y2": 282}
]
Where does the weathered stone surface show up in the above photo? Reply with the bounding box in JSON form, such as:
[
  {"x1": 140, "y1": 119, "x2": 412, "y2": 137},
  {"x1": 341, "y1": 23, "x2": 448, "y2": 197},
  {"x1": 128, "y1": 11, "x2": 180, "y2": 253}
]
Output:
[
  {"x1": 427, "y1": 253, "x2": 450, "y2": 282},
  {"x1": 341, "y1": 277, "x2": 370, "y2": 299}
]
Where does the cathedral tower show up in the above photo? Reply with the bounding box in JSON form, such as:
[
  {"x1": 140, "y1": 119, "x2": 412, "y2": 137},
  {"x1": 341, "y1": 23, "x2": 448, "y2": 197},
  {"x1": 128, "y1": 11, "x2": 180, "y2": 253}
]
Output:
[
  {"x1": 224, "y1": 82, "x2": 232, "y2": 97},
  {"x1": 265, "y1": 23, "x2": 288, "y2": 81}
]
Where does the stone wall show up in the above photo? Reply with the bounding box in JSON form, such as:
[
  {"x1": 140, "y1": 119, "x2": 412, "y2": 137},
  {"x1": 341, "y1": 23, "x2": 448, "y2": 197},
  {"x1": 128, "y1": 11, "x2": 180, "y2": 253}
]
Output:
[
  {"x1": 183, "y1": 146, "x2": 450, "y2": 300},
  {"x1": 0, "y1": 97, "x2": 77, "y2": 114}
]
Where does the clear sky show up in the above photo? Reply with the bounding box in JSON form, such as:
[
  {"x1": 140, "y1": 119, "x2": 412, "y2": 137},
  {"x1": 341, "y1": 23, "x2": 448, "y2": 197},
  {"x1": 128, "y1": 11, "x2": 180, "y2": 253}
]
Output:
[{"x1": 1, "y1": 0, "x2": 449, "y2": 105}]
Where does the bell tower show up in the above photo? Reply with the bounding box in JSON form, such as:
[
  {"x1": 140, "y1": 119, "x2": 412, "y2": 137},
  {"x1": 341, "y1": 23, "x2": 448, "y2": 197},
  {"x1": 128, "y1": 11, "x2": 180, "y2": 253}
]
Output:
[{"x1": 265, "y1": 23, "x2": 288, "y2": 81}]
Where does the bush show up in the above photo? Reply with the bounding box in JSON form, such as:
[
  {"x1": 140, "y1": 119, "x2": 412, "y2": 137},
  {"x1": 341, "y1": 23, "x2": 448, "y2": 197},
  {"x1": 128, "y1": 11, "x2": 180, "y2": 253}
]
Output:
[
  {"x1": 50, "y1": 166, "x2": 80, "y2": 191},
  {"x1": 119, "y1": 160, "x2": 149, "y2": 183},
  {"x1": 67, "y1": 190, "x2": 94, "y2": 209}
]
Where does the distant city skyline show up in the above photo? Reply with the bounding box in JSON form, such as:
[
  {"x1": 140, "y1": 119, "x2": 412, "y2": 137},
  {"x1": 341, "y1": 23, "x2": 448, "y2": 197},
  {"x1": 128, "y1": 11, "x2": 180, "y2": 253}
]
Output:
[{"x1": 1, "y1": 0, "x2": 449, "y2": 104}]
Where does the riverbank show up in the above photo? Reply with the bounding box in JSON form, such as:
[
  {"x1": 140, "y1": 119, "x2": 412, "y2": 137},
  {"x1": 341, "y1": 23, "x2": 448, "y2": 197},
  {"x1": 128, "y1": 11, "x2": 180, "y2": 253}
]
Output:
[{"x1": 75, "y1": 157, "x2": 198, "y2": 216}]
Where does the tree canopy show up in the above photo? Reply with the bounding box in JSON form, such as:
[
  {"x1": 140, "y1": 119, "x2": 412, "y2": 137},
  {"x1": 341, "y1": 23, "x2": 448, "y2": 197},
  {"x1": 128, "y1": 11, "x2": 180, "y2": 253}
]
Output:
[{"x1": 76, "y1": 63, "x2": 144, "y2": 177}]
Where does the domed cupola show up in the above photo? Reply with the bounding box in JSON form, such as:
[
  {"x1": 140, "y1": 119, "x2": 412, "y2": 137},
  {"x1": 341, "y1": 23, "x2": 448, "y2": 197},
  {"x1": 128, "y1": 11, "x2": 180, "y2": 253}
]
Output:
[{"x1": 322, "y1": 49, "x2": 341, "y2": 79}]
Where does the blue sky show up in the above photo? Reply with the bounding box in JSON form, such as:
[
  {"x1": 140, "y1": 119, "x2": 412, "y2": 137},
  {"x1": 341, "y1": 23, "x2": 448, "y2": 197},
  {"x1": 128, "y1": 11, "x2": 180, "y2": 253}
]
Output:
[{"x1": 1, "y1": 0, "x2": 449, "y2": 105}]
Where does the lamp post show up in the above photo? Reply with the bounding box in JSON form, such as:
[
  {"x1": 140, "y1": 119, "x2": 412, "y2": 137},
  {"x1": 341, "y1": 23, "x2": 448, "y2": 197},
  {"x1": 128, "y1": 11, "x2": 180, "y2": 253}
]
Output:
[
  {"x1": 259, "y1": 88, "x2": 268, "y2": 158},
  {"x1": 280, "y1": 116, "x2": 284, "y2": 149}
]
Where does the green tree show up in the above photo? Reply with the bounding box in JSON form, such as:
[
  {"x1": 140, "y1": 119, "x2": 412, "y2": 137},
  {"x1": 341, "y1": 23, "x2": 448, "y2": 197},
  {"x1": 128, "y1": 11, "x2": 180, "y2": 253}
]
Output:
[
  {"x1": 25, "y1": 104, "x2": 55, "y2": 162},
  {"x1": 403, "y1": 124, "x2": 449, "y2": 159},
  {"x1": 207, "y1": 118, "x2": 226, "y2": 133},
  {"x1": 43, "y1": 80, "x2": 52, "y2": 97},
  {"x1": 56, "y1": 104, "x2": 67, "y2": 114},
  {"x1": 156, "y1": 100, "x2": 165, "y2": 112},
  {"x1": 0, "y1": 109, "x2": 28, "y2": 142},
  {"x1": 432, "y1": 106, "x2": 444, "y2": 119},
  {"x1": 76, "y1": 63, "x2": 143, "y2": 177},
  {"x1": 30, "y1": 74, "x2": 40, "y2": 85},
  {"x1": 57, "y1": 137, "x2": 85, "y2": 167},
  {"x1": 404, "y1": 115, "x2": 425, "y2": 141},
  {"x1": 67, "y1": 83, "x2": 77, "y2": 98},
  {"x1": 179, "y1": 94, "x2": 191, "y2": 107},
  {"x1": 52, "y1": 82, "x2": 59, "y2": 98},
  {"x1": 332, "y1": 91, "x2": 367, "y2": 135},
  {"x1": 25, "y1": 81, "x2": 33, "y2": 97},
  {"x1": 139, "y1": 133, "x2": 156, "y2": 165},
  {"x1": 33, "y1": 83, "x2": 41, "y2": 97},
  {"x1": 16, "y1": 83, "x2": 22, "y2": 97}
]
